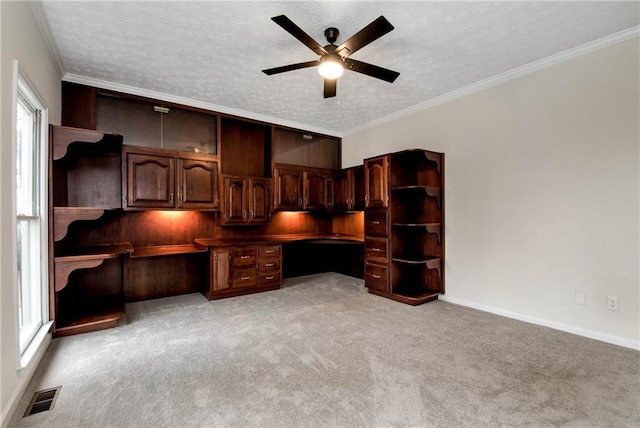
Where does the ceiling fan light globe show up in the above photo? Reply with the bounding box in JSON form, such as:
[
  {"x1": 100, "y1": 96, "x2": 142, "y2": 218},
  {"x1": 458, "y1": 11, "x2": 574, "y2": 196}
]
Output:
[{"x1": 318, "y1": 61, "x2": 344, "y2": 79}]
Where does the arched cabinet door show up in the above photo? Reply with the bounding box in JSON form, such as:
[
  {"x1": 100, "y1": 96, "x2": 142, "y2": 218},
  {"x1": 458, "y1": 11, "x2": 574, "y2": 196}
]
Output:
[
  {"x1": 274, "y1": 167, "x2": 303, "y2": 211},
  {"x1": 177, "y1": 158, "x2": 219, "y2": 209},
  {"x1": 364, "y1": 155, "x2": 388, "y2": 208},
  {"x1": 125, "y1": 152, "x2": 175, "y2": 208}
]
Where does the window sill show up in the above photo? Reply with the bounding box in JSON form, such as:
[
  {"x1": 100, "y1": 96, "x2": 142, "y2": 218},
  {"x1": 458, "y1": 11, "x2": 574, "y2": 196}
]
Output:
[{"x1": 19, "y1": 321, "x2": 53, "y2": 370}]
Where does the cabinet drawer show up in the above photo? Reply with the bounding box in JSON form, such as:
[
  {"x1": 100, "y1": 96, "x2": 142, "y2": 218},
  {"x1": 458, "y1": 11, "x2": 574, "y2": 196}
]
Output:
[
  {"x1": 259, "y1": 272, "x2": 280, "y2": 286},
  {"x1": 365, "y1": 210, "x2": 388, "y2": 236},
  {"x1": 258, "y1": 257, "x2": 280, "y2": 272},
  {"x1": 232, "y1": 268, "x2": 257, "y2": 288},
  {"x1": 365, "y1": 237, "x2": 388, "y2": 264},
  {"x1": 259, "y1": 245, "x2": 281, "y2": 258},
  {"x1": 365, "y1": 263, "x2": 388, "y2": 292},
  {"x1": 233, "y1": 247, "x2": 257, "y2": 267}
]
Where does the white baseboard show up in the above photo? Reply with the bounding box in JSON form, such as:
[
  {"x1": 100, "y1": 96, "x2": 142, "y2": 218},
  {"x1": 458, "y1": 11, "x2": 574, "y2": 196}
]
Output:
[
  {"x1": 439, "y1": 295, "x2": 639, "y2": 351},
  {"x1": 1, "y1": 333, "x2": 52, "y2": 428}
]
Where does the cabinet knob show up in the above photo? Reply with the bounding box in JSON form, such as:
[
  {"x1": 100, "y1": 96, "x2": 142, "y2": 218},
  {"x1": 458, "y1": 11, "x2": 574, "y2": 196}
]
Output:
[
  {"x1": 243, "y1": 209, "x2": 247, "y2": 218},
  {"x1": 179, "y1": 194, "x2": 183, "y2": 203},
  {"x1": 170, "y1": 193, "x2": 174, "y2": 203},
  {"x1": 298, "y1": 198, "x2": 302, "y2": 206},
  {"x1": 250, "y1": 210, "x2": 254, "y2": 218}
]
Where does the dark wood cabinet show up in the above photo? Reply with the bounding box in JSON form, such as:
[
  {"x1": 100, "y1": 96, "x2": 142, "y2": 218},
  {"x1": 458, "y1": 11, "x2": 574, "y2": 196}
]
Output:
[
  {"x1": 274, "y1": 164, "x2": 332, "y2": 211},
  {"x1": 274, "y1": 167, "x2": 303, "y2": 210},
  {"x1": 219, "y1": 175, "x2": 271, "y2": 225},
  {"x1": 364, "y1": 149, "x2": 445, "y2": 306},
  {"x1": 332, "y1": 165, "x2": 365, "y2": 212},
  {"x1": 304, "y1": 170, "x2": 331, "y2": 210},
  {"x1": 203, "y1": 244, "x2": 282, "y2": 300},
  {"x1": 123, "y1": 146, "x2": 219, "y2": 210},
  {"x1": 365, "y1": 155, "x2": 389, "y2": 208}
]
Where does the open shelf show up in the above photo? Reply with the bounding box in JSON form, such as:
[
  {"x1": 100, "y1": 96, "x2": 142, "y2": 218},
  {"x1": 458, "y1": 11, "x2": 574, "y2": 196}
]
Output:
[
  {"x1": 391, "y1": 287, "x2": 441, "y2": 305},
  {"x1": 53, "y1": 207, "x2": 117, "y2": 242},
  {"x1": 52, "y1": 126, "x2": 123, "y2": 161},
  {"x1": 54, "y1": 242, "x2": 133, "y2": 292},
  {"x1": 131, "y1": 243, "x2": 207, "y2": 258},
  {"x1": 54, "y1": 295, "x2": 125, "y2": 337}
]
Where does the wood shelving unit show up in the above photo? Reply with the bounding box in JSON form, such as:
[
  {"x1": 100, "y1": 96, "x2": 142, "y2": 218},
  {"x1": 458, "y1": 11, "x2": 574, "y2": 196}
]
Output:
[
  {"x1": 50, "y1": 125, "x2": 129, "y2": 336},
  {"x1": 364, "y1": 149, "x2": 444, "y2": 305}
]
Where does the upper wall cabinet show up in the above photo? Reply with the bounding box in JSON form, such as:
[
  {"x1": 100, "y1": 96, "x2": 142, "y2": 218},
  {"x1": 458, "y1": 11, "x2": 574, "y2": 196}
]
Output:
[
  {"x1": 97, "y1": 95, "x2": 218, "y2": 155},
  {"x1": 273, "y1": 127, "x2": 340, "y2": 170},
  {"x1": 62, "y1": 82, "x2": 218, "y2": 155},
  {"x1": 123, "y1": 146, "x2": 219, "y2": 210},
  {"x1": 332, "y1": 165, "x2": 365, "y2": 212}
]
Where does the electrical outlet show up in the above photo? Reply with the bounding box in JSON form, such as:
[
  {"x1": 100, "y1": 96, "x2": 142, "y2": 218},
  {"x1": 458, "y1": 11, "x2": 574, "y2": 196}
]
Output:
[
  {"x1": 575, "y1": 291, "x2": 586, "y2": 305},
  {"x1": 607, "y1": 296, "x2": 619, "y2": 312}
]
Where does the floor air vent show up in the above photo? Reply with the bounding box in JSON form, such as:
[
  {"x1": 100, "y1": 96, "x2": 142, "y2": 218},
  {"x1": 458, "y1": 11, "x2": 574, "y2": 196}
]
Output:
[{"x1": 24, "y1": 387, "x2": 61, "y2": 417}]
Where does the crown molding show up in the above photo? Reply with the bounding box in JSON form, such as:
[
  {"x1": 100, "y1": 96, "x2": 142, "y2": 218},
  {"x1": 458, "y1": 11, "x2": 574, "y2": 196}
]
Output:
[
  {"x1": 62, "y1": 74, "x2": 342, "y2": 137},
  {"x1": 343, "y1": 25, "x2": 640, "y2": 137},
  {"x1": 28, "y1": 1, "x2": 65, "y2": 77}
]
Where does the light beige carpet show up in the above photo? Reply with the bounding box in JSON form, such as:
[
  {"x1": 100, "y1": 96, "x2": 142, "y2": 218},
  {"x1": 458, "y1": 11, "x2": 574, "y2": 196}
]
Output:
[{"x1": 9, "y1": 273, "x2": 640, "y2": 427}]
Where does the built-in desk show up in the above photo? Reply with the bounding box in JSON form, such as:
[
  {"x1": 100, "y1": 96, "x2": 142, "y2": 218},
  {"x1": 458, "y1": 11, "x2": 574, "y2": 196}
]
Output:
[{"x1": 195, "y1": 234, "x2": 364, "y2": 300}]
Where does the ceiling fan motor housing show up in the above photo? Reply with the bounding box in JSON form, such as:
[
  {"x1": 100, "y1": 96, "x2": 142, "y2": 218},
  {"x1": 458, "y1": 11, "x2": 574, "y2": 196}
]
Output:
[{"x1": 324, "y1": 27, "x2": 339, "y2": 44}]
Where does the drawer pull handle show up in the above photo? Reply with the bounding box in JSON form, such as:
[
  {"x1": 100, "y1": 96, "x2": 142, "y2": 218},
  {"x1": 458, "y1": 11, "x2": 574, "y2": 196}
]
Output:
[
  {"x1": 265, "y1": 276, "x2": 274, "y2": 280},
  {"x1": 371, "y1": 248, "x2": 382, "y2": 252},
  {"x1": 372, "y1": 221, "x2": 380, "y2": 225},
  {"x1": 372, "y1": 274, "x2": 381, "y2": 279},
  {"x1": 240, "y1": 276, "x2": 250, "y2": 280},
  {"x1": 240, "y1": 255, "x2": 250, "y2": 259},
  {"x1": 265, "y1": 250, "x2": 274, "y2": 253},
  {"x1": 265, "y1": 263, "x2": 275, "y2": 267}
]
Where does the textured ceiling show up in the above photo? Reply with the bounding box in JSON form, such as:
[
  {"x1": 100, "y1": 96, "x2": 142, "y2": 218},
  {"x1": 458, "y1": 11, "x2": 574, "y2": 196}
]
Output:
[{"x1": 40, "y1": 1, "x2": 638, "y2": 134}]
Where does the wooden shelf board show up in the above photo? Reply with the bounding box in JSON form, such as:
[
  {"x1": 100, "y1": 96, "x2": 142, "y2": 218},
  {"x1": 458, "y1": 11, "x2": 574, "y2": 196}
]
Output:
[
  {"x1": 55, "y1": 242, "x2": 133, "y2": 262},
  {"x1": 391, "y1": 185, "x2": 440, "y2": 192},
  {"x1": 392, "y1": 256, "x2": 441, "y2": 264},
  {"x1": 54, "y1": 299, "x2": 125, "y2": 337},
  {"x1": 391, "y1": 288, "x2": 441, "y2": 306},
  {"x1": 131, "y1": 244, "x2": 208, "y2": 258},
  {"x1": 392, "y1": 222, "x2": 441, "y2": 227}
]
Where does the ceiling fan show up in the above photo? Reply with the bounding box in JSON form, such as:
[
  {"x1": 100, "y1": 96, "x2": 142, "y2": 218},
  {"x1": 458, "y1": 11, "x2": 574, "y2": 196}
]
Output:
[{"x1": 262, "y1": 15, "x2": 400, "y2": 98}]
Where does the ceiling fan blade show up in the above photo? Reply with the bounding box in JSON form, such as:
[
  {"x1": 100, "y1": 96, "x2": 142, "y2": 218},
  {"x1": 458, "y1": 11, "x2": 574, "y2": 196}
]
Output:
[
  {"x1": 271, "y1": 15, "x2": 328, "y2": 56},
  {"x1": 345, "y1": 58, "x2": 400, "y2": 83},
  {"x1": 336, "y1": 16, "x2": 394, "y2": 57},
  {"x1": 262, "y1": 60, "x2": 319, "y2": 75},
  {"x1": 324, "y1": 78, "x2": 337, "y2": 98}
]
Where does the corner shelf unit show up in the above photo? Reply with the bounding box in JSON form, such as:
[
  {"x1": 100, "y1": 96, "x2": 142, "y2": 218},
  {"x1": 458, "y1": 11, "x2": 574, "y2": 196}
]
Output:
[
  {"x1": 389, "y1": 149, "x2": 444, "y2": 304},
  {"x1": 363, "y1": 149, "x2": 444, "y2": 305},
  {"x1": 49, "y1": 126, "x2": 129, "y2": 336}
]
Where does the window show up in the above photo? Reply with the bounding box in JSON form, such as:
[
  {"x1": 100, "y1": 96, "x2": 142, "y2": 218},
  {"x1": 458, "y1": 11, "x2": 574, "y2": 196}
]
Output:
[{"x1": 15, "y1": 72, "x2": 49, "y2": 360}]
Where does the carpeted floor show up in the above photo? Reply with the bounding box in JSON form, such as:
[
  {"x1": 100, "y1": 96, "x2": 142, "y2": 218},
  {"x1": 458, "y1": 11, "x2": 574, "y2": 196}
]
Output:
[{"x1": 9, "y1": 273, "x2": 640, "y2": 427}]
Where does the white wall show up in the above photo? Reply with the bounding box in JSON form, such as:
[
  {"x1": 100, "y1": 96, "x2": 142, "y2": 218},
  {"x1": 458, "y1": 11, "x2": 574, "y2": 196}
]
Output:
[
  {"x1": 1, "y1": 1, "x2": 61, "y2": 424},
  {"x1": 344, "y1": 38, "x2": 639, "y2": 348}
]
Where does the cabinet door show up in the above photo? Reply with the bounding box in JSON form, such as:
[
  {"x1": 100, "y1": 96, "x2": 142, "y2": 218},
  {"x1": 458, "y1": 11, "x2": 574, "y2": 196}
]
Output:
[
  {"x1": 332, "y1": 170, "x2": 350, "y2": 212},
  {"x1": 365, "y1": 156, "x2": 388, "y2": 208},
  {"x1": 248, "y1": 178, "x2": 270, "y2": 223},
  {"x1": 304, "y1": 170, "x2": 330, "y2": 210},
  {"x1": 351, "y1": 166, "x2": 366, "y2": 210},
  {"x1": 177, "y1": 158, "x2": 219, "y2": 210},
  {"x1": 211, "y1": 249, "x2": 231, "y2": 292},
  {"x1": 125, "y1": 153, "x2": 175, "y2": 208},
  {"x1": 274, "y1": 167, "x2": 303, "y2": 210},
  {"x1": 222, "y1": 177, "x2": 247, "y2": 223}
]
